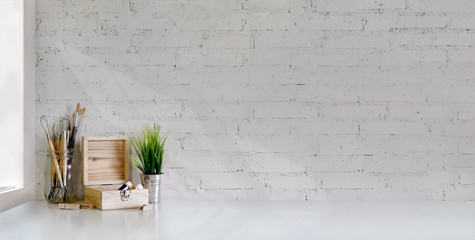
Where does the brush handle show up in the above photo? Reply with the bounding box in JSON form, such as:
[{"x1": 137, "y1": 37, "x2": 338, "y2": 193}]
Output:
[
  {"x1": 50, "y1": 140, "x2": 55, "y2": 183},
  {"x1": 59, "y1": 139, "x2": 64, "y2": 185},
  {"x1": 61, "y1": 138, "x2": 68, "y2": 187},
  {"x1": 48, "y1": 140, "x2": 64, "y2": 188},
  {"x1": 51, "y1": 159, "x2": 55, "y2": 184}
]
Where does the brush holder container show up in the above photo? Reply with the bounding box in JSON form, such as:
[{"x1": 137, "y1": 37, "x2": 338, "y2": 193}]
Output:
[{"x1": 44, "y1": 148, "x2": 80, "y2": 204}]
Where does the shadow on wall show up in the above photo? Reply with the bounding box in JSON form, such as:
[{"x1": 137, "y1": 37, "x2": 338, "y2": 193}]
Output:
[
  {"x1": 38, "y1": 42, "x2": 318, "y2": 200},
  {"x1": 35, "y1": 0, "x2": 472, "y2": 201}
]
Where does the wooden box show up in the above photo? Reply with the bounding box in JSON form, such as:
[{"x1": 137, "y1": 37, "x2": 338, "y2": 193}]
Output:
[{"x1": 82, "y1": 136, "x2": 148, "y2": 210}]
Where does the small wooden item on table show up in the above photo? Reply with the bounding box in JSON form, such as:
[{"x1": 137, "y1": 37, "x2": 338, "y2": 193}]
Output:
[
  {"x1": 139, "y1": 204, "x2": 150, "y2": 212},
  {"x1": 76, "y1": 201, "x2": 95, "y2": 210},
  {"x1": 58, "y1": 203, "x2": 80, "y2": 210}
]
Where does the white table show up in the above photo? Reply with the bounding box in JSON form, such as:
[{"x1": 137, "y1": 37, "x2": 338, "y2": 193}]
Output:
[{"x1": 0, "y1": 201, "x2": 474, "y2": 240}]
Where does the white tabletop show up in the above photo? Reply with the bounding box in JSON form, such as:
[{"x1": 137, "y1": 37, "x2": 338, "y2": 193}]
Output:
[{"x1": 0, "y1": 201, "x2": 474, "y2": 240}]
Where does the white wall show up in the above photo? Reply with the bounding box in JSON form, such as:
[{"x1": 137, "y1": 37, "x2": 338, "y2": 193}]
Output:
[
  {"x1": 36, "y1": 0, "x2": 475, "y2": 201},
  {"x1": 0, "y1": 0, "x2": 36, "y2": 212}
]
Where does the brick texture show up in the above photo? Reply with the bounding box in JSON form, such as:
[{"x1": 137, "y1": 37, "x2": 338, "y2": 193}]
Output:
[{"x1": 36, "y1": 0, "x2": 475, "y2": 200}]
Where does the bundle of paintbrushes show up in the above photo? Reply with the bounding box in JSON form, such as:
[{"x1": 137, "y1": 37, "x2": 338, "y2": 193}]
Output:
[{"x1": 41, "y1": 103, "x2": 86, "y2": 203}]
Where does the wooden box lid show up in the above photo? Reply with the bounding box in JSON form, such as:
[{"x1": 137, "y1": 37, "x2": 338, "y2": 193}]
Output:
[{"x1": 82, "y1": 136, "x2": 129, "y2": 186}]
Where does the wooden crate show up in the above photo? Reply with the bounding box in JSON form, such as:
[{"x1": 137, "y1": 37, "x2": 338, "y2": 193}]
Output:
[{"x1": 82, "y1": 136, "x2": 148, "y2": 210}]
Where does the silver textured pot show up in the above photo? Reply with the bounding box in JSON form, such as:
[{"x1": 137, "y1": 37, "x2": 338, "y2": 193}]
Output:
[{"x1": 140, "y1": 174, "x2": 162, "y2": 204}]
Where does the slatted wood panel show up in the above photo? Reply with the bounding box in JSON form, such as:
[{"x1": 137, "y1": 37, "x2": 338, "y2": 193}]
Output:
[{"x1": 83, "y1": 136, "x2": 129, "y2": 186}]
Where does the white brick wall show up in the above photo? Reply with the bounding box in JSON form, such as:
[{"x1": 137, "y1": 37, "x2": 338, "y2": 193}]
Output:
[{"x1": 36, "y1": 0, "x2": 475, "y2": 200}]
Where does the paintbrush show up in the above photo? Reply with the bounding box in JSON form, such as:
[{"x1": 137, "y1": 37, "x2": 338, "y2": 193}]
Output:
[
  {"x1": 78, "y1": 107, "x2": 86, "y2": 127},
  {"x1": 47, "y1": 134, "x2": 64, "y2": 189},
  {"x1": 60, "y1": 133, "x2": 68, "y2": 187},
  {"x1": 75, "y1": 103, "x2": 80, "y2": 125},
  {"x1": 68, "y1": 103, "x2": 85, "y2": 149},
  {"x1": 41, "y1": 116, "x2": 64, "y2": 189},
  {"x1": 68, "y1": 103, "x2": 80, "y2": 148}
]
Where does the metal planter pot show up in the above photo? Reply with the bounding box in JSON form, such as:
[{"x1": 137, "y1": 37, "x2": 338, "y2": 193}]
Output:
[{"x1": 140, "y1": 174, "x2": 161, "y2": 204}]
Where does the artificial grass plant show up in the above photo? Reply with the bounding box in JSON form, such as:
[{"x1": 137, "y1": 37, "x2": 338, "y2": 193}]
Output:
[{"x1": 129, "y1": 125, "x2": 168, "y2": 174}]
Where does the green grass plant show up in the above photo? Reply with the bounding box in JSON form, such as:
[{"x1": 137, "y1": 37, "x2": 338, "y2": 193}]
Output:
[{"x1": 129, "y1": 125, "x2": 168, "y2": 174}]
